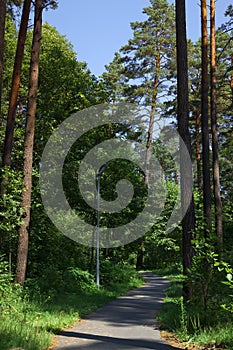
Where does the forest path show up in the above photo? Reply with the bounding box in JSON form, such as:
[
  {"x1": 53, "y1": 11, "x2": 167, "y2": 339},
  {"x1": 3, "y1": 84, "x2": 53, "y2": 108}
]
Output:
[{"x1": 52, "y1": 272, "x2": 180, "y2": 350}]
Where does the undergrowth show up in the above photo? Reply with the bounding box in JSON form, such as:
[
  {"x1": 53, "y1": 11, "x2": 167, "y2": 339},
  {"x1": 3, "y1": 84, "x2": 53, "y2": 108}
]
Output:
[
  {"x1": 0, "y1": 256, "x2": 143, "y2": 350},
  {"x1": 154, "y1": 267, "x2": 233, "y2": 349}
]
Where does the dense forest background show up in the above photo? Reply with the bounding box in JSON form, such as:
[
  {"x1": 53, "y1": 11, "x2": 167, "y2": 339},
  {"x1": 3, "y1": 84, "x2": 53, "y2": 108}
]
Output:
[{"x1": 0, "y1": 0, "x2": 232, "y2": 349}]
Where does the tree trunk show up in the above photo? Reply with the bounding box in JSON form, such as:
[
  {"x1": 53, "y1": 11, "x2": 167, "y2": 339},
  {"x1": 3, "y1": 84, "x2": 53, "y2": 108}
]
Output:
[
  {"x1": 136, "y1": 54, "x2": 160, "y2": 270},
  {"x1": 210, "y1": 0, "x2": 223, "y2": 247},
  {"x1": 2, "y1": 0, "x2": 32, "y2": 168},
  {"x1": 145, "y1": 104, "x2": 156, "y2": 185},
  {"x1": 15, "y1": 0, "x2": 43, "y2": 285},
  {"x1": 175, "y1": 0, "x2": 195, "y2": 301},
  {"x1": 201, "y1": 0, "x2": 212, "y2": 235},
  {"x1": 0, "y1": 0, "x2": 7, "y2": 248},
  {"x1": 195, "y1": 109, "x2": 202, "y2": 192},
  {"x1": 0, "y1": 0, "x2": 7, "y2": 122},
  {"x1": 136, "y1": 239, "x2": 144, "y2": 270},
  {"x1": 144, "y1": 53, "x2": 160, "y2": 185}
]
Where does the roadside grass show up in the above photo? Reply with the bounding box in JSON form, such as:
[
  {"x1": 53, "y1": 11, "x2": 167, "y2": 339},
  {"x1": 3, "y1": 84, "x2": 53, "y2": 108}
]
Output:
[
  {"x1": 153, "y1": 267, "x2": 233, "y2": 349},
  {"x1": 0, "y1": 272, "x2": 143, "y2": 350},
  {"x1": 186, "y1": 324, "x2": 233, "y2": 349}
]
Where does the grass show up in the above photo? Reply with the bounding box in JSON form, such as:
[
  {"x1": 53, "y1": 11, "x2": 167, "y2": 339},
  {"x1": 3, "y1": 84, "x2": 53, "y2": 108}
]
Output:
[
  {"x1": 153, "y1": 266, "x2": 233, "y2": 350},
  {"x1": 0, "y1": 274, "x2": 144, "y2": 350},
  {"x1": 186, "y1": 323, "x2": 233, "y2": 349}
]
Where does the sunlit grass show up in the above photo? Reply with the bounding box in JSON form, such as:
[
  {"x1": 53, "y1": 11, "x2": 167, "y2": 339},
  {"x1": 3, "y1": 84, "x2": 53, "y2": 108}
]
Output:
[
  {"x1": 0, "y1": 274, "x2": 143, "y2": 350},
  {"x1": 155, "y1": 267, "x2": 233, "y2": 349}
]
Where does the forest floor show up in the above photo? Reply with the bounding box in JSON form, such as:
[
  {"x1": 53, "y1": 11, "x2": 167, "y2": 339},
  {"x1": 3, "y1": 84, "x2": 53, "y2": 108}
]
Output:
[
  {"x1": 159, "y1": 331, "x2": 226, "y2": 350},
  {"x1": 51, "y1": 272, "x2": 180, "y2": 350}
]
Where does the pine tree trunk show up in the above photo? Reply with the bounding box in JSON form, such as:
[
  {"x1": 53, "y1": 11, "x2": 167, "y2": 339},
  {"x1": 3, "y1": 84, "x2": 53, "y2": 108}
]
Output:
[
  {"x1": 210, "y1": 0, "x2": 223, "y2": 247},
  {"x1": 136, "y1": 54, "x2": 160, "y2": 270},
  {"x1": 2, "y1": 0, "x2": 32, "y2": 167},
  {"x1": 0, "y1": 0, "x2": 7, "y2": 247},
  {"x1": 195, "y1": 109, "x2": 202, "y2": 192},
  {"x1": 15, "y1": 0, "x2": 42, "y2": 285},
  {"x1": 145, "y1": 104, "x2": 156, "y2": 185},
  {"x1": 0, "y1": 0, "x2": 7, "y2": 122},
  {"x1": 201, "y1": 0, "x2": 212, "y2": 235},
  {"x1": 175, "y1": 0, "x2": 195, "y2": 301}
]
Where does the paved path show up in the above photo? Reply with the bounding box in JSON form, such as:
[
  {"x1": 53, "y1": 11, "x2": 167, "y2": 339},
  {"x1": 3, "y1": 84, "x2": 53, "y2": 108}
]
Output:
[{"x1": 53, "y1": 272, "x2": 179, "y2": 350}]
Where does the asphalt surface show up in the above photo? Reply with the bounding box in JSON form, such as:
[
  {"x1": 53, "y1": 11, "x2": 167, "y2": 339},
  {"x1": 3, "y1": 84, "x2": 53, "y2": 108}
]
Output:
[{"x1": 53, "y1": 272, "x2": 180, "y2": 350}]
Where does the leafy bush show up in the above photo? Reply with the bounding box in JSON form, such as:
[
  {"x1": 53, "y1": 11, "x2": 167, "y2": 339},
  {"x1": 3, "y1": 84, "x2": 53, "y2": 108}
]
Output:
[
  {"x1": 0, "y1": 255, "x2": 12, "y2": 292},
  {"x1": 214, "y1": 259, "x2": 233, "y2": 313},
  {"x1": 33, "y1": 266, "x2": 64, "y2": 296},
  {"x1": 100, "y1": 259, "x2": 143, "y2": 288},
  {"x1": 185, "y1": 238, "x2": 229, "y2": 328},
  {"x1": 63, "y1": 267, "x2": 97, "y2": 292}
]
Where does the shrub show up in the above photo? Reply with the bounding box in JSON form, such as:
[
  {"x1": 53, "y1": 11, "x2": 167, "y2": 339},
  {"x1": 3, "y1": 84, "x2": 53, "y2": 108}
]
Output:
[
  {"x1": 100, "y1": 259, "x2": 142, "y2": 288},
  {"x1": 63, "y1": 267, "x2": 97, "y2": 292}
]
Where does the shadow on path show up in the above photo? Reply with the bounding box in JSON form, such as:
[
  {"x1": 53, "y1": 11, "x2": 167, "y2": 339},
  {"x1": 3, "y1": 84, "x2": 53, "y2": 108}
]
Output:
[
  {"x1": 53, "y1": 272, "x2": 178, "y2": 350},
  {"x1": 56, "y1": 330, "x2": 180, "y2": 349}
]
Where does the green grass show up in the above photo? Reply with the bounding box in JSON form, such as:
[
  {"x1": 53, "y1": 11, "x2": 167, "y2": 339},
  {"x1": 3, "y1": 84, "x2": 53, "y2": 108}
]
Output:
[
  {"x1": 153, "y1": 265, "x2": 185, "y2": 283},
  {"x1": 0, "y1": 274, "x2": 143, "y2": 350},
  {"x1": 154, "y1": 266, "x2": 233, "y2": 349},
  {"x1": 186, "y1": 323, "x2": 233, "y2": 349}
]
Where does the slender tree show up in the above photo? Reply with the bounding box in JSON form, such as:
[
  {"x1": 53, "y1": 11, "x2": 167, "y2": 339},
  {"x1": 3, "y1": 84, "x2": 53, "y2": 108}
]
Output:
[
  {"x1": 175, "y1": 0, "x2": 195, "y2": 300},
  {"x1": 0, "y1": 0, "x2": 7, "y2": 122},
  {"x1": 15, "y1": 0, "x2": 42, "y2": 285},
  {"x1": 210, "y1": 0, "x2": 223, "y2": 246},
  {"x1": 201, "y1": 0, "x2": 212, "y2": 234},
  {"x1": 120, "y1": 0, "x2": 176, "y2": 269},
  {"x1": 2, "y1": 0, "x2": 32, "y2": 168},
  {"x1": 195, "y1": 109, "x2": 202, "y2": 192},
  {"x1": 186, "y1": 40, "x2": 202, "y2": 192}
]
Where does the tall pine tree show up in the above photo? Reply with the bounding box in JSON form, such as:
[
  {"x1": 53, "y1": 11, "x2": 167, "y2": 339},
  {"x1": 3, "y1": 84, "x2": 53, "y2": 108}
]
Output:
[{"x1": 119, "y1": 0, "x2": 176, "y2": 268}]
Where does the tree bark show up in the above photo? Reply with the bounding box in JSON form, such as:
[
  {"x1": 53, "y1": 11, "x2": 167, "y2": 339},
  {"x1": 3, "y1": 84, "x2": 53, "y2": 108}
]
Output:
[
  {"x1": 144, "y1": 53, "x2": 160, "y2": 185},
  {"x1": 201, "y1": 0, "x2": 212, "y2": 235},
  {"x1": 0, "y1": 0, "x2": 7, "y2": 122},
  {"x1": 195, "y1": 109, "x2": 202, "y2": 192},
  {"x1": 175, "y1": 0, "x2": 195, "y2": 301},
  {"x1": 210, "y1": 0, "x2": 223, "y2": 247},
  {"x1": 136, "y1": 53, "x2": 160, "y2": 270},
  {"x1": 15, "y1": 0, "x2": 43, "y2": 285},
  {"x1": 2, "y1": 0, "x2": 32, "y2": 167}
]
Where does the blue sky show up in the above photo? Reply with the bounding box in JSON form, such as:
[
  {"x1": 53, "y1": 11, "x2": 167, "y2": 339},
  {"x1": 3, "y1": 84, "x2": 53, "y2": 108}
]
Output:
[{"x1": 43, "y1": 0, "x2": 228, "y2": 77}]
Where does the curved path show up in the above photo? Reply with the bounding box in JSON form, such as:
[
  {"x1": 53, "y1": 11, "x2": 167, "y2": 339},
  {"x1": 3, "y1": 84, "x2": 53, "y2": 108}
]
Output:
[{"x1": 53, "y1": 272, "x2": 180, "y2": 350}]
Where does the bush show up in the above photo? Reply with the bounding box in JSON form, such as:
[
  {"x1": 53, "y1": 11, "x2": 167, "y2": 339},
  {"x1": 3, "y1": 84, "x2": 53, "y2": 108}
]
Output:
[
  {"x1": 100, "y1": 259, "x2": 142, "y2": 288},
  {"x1": 63, "y1": 267, "x2": 97, "y2": 292},
  {"x1": 0, "y1": 255, "x2": 12, "y2": 293}
]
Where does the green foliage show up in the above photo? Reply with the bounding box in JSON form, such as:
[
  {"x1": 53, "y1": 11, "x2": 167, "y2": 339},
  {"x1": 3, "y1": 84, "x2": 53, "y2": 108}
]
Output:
[
  {"x1": 214, "y1": 260, "x2": 233, "y2": 313},
  {"x1": 1, "y1": 15, "x2": 17, "y2": 117},
  {"x1": 0, "y1": 3, "x2": 232, "y2": 350},
  {"x1": 157, "y1": 269, "x2": 233, "y2": 349},
  {"x1": 100, "y1": 259, "x2": 143, "y2": 290},
  {"x1": 185, "y1": 237, "x2": 229, "y2": 328},
  {"x1": 144, "y1": 181, "x2": 182, "y2": 269},
  {"x1": 63, "y1": 267, "x2": 97, "y2": 293},
  {"x1": 0, "y1": 168, "x2": 23, "y2": 268},
  {"x1": 119, "y1": 0, "x2": 176, "y2": 107},
  {"x1": 0, "y1": 256, "x2": 143, "y2": 350},
  {"x1": 0, "y1": 254, "x2": 13, "y2": 294}
]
